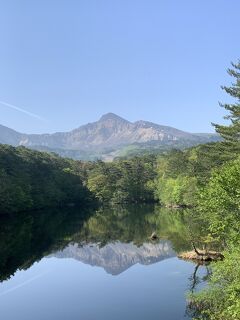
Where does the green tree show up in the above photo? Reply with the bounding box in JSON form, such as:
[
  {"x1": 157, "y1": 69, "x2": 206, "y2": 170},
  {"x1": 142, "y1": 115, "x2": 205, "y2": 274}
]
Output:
[
  {"x1": 213, "y1": 61, "x2": 240, "y2": 155},
  {"x1": 198, "y1": 157, "x2": 240, "y2": 244},
  {"x1": 0, "y1": 145, "x2": 94, "y2": 214},
  {"x1": 190, "y1": 157, "x2": 240, "y2": 320},
  {"x1": 87, "y1": 157, "x2": 156, "y2": 204}
]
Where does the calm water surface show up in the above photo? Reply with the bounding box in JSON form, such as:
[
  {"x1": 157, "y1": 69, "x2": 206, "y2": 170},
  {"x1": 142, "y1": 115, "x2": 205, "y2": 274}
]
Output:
[{"x1": 0, "y1": 205, "x2": 207, "y2": 320}]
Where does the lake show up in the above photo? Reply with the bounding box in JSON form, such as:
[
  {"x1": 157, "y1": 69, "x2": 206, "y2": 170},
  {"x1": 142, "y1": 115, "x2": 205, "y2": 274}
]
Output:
[{"x1": 0, "y1": 205, "x2": 208, "y2": 320}]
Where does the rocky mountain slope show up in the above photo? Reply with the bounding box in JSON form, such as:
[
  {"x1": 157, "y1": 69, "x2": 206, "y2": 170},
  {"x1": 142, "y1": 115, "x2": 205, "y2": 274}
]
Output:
[{"x1": 0, "y1": 113, "x2": 220, "y2": 160}]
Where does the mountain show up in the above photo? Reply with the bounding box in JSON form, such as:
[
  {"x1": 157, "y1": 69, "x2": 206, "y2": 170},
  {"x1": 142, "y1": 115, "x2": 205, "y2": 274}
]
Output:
[
  {"x1": 53, "y1": 240, "x2": 175, "y2": 275},
  {"x1": 0, "y1": 124, "x2": 23, "y2": 145},
  {"x1": 0, "y1": 113, "x2": 220, "y2": 160}
]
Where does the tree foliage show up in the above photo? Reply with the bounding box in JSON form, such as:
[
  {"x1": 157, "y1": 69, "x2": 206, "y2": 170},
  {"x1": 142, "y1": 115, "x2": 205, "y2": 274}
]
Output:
[
  {"x1": 0, "y1": 145, "x2": 94, "y2": 214},
  {"x1": 87, "y1": 156, "x2": 157, "y2": 204},
  {"x1": 213, "y1": 60, "x2": 240, "y2": 155},
  {"x1": 199, "y1": 157, "x2": 240, "y2": 243},
  {"x1": 153, "y1": 143, "x2": 228, "y2": 207}
]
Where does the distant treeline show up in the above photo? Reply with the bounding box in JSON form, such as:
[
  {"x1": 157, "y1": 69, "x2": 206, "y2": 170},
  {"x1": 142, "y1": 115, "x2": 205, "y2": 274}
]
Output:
[
  {"x1": 85, "y1": 141, "x2": 235, "y2": 207},
  {"x1": 0, "y1": 144, "x2": 158, "y2": 213},
  {"x1": 0, "y1": 139, "x2": 237, "y2": 214}
]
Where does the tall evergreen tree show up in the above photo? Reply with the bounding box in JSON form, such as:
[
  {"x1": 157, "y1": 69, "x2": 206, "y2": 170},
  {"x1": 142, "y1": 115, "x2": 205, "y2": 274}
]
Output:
[{"x1": 213, "y1": 60, "x2": 240, "y2": 154}]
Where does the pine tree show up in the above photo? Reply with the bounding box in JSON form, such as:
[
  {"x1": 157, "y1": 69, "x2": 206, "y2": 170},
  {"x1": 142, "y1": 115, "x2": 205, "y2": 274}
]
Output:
[{"x1": 213, "y1": 60, "x2": 240, "y2": 154}]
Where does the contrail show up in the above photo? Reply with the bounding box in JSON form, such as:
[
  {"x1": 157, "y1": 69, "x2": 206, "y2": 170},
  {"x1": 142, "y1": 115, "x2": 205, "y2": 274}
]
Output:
[
  {"x1": 0, "y1": 100, "x2": 46, "y2": 121},
  {"x1": 0, "y1": 271, "x2": 50, "y2": 297}
]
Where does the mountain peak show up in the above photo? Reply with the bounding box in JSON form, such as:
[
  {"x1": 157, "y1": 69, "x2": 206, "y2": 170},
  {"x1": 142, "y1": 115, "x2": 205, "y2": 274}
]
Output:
[
  {"x1": 99, "y1": 113, "x2": 129, "y2": 123},
  {"x1": 0, "y1": 116, "x2": 220, "y2": 159}
]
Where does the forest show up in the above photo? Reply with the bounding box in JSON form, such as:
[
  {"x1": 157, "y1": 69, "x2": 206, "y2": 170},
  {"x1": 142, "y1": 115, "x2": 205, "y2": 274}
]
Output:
[
  {"x1": 0, "y1": 61, "x2": 239, "y2": 319},
  {"x1": 0, "y1": 145, "x2": 95, "y2": 213}
]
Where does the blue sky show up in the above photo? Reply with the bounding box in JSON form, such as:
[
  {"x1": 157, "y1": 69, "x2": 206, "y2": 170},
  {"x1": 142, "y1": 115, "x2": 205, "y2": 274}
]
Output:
[{"x1": 0, "y1": 0, "x2": 239, "y2": 133}]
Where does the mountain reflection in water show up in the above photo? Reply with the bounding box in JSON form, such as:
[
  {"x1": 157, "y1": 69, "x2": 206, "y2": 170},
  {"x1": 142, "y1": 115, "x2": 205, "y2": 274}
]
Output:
[
  {"x1": 0, "y1": 205, "x2": 208, "y2": 320},
  {"x1": 53, "y1": 240, "x2": 175, "y2": 275},
  {"x1": 0, "y1": 205, "x2": 199, "y2": 282}
]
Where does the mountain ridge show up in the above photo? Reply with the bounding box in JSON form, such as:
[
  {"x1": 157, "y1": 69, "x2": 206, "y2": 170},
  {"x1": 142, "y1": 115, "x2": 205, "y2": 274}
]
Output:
[{"x1": 0, "y1": 113, "x2": 220, "y2": 160}]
